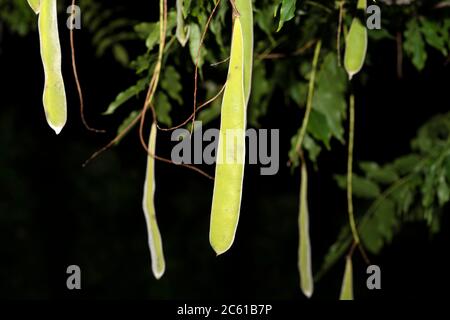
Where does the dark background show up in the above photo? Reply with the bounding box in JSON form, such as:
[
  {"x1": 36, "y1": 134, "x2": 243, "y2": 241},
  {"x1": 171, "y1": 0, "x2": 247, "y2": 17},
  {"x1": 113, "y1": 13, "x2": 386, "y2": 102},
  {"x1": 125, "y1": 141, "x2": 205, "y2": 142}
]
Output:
[{"x1": 0, "y1": 1, "x2": 449, "y2": 300}]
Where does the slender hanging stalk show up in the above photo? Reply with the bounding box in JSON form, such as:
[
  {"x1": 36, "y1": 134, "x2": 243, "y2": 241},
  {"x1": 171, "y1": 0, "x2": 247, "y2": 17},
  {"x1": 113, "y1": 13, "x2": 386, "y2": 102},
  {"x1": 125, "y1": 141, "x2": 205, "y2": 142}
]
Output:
[
  {"x1": 70, "y1": 0, "x2": 105, "y2": 133},
  {"x1": 347, "y1": 95, "x2": 361, "y2": 245},
  {"x1": 234, "y1": 0, "x2": 254, "y2": 105},
  {"x1": 295, "y1": 40, "x2": 322, "y2": 152},
  {"x1": 295, "y1": 40, "x2": 322, "y2": 299}
]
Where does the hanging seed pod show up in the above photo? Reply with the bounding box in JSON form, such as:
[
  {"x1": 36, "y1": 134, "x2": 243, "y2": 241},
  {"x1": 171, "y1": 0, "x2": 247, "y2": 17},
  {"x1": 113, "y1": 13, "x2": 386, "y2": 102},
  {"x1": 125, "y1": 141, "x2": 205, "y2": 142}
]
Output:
[
  {"x1": 209, "y1": 17, "x2": 246, "y2": 255},
  {"x1": 298, "y1": 161, "x2": 314, "y2": 298},
  {"x1": 344, "y1": 0, "x2": 368, "y2": 79},
  {"x1": 38, "y1": 0, "x2": 67, "y2": 134},
  {"x1": 142, "y1": 123, "x2": 166, "y2": 279}
]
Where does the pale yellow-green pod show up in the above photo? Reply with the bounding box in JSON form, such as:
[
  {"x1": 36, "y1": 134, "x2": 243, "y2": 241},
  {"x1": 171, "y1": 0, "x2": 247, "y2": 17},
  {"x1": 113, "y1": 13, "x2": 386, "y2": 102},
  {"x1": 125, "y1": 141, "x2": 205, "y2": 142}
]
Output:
[
  {"x1": 298, "y1": 162, "x2": 314, "y2": 298},
  {"x1": 142, "y1": 123, "x2": 166, "y2": 279},
  {"x1": 27, "y1": 0, "x2": 41, "y2": 14},
  {"x1": 344, "y1": 0, "x2": 367, "y2": 80},
  {"x1": 234, "y1": 0, "x2": 253, "y2": 105},
  {"x1": 209, "y1": 18, "x2": 246, "y2": 256},
  {"x1": 38, "y1": 0, "x2": 67, "y2": 134},
  {"x1": 339, "y1": 257, "x2": 354, "y2": 300}
]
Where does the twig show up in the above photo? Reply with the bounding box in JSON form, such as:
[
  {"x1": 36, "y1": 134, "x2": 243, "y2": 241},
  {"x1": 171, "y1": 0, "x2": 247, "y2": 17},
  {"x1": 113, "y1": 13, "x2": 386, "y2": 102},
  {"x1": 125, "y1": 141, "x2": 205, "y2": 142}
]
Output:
[
  {"x1": 191, "y1": 0, "x2": 222, "y2": 133},
  {"x1": 157, "y1": 84, "x2": 226, "y2": 132},
  {"x1": 257, "y1": 40, "x2": 317, "y2": 61},
  {"x1": 295, "y1": 40, "x2": 322, "y2": 152},
  {"x1": 84, "y1": 0, "x2": 212, "y2": 180},
  {"x1": 337, "y1": 1, "x2": 345, "y2": 66},
  {"x1": 396, "y1": 31, "x2": 403, "y2": 79},
  {"x1": 70, "y1": 0, "x2": 105, "y2": 133}
]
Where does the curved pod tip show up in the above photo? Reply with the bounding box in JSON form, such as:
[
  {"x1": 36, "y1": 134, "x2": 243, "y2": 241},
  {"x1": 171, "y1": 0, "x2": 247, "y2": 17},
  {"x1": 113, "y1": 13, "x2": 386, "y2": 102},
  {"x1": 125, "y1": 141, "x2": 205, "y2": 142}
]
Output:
[
  {"x1": 210, "y1": 233, "x2": 235, "y2": 257},
  {"x1": 303, "y1": 288, "x2": 313, "y2": 299},
  {"x1": 152, "y1": 264, "x2": 166, "y2": 280},
  {"x1": 43, "y1": 89, "x2": 67, "y2": 135},
  {"x1": 27, "y1": 0, "x2": 41, "y2": 14},
  {"x1": 48, "y1": 122, "x2": 65, "y2": 135}
]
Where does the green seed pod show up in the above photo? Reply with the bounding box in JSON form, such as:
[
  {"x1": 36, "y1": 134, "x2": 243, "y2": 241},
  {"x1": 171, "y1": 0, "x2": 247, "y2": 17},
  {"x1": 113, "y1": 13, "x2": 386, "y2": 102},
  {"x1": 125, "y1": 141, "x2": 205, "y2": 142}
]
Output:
[
  {"x1": 298, "y1": 162, "x2": 314, "y2": 298},
  {"x1": 344, "y1": 0, "x2": 368, "y2": 79},
  {"x1": 209, "y1": 17, "x2": 246, "y2": 256},
  {"x1": 339, "y1": 257, "x2": 354, "y2": 300},
  {"x1": 142, "y1": 123, "x2": 166, "y2": 279},
  {"x1": 38, "y1": 0, "x2": 67, "y2": 134}
]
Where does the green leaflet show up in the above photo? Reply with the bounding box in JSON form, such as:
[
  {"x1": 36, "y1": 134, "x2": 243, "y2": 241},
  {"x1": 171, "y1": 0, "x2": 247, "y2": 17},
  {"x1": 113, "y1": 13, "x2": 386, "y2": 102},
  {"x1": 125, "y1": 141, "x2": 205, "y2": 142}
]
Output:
[
  {"x1": 209, "y1": 17, "x2": 246, "y2": 255},
  {"x1": 27, "y1": 0, "x2": 41, "y2": 14},
  {"x1": 276, "y1": 0, "x2": 297, "y2": 31},
  {"x1": 188, "y1": 22, "x2": 204, "y2": 67},
  {"x1": 38, "y1": 0, "x2": 67, "y2": 134},
  {"x1": 235, "y1": 0, "x2": 254, "y2": 104},
  {"x1": 142, "y1": 123, "x2": 166, "y2": 279},
  {"x1": 344, "y1": 0, "x2": 367, "y2": 79},
  {"x1": 298, "y1": 162, "x2": 314, "y2": 298},
  {"x1": 339, "y1": 257, "x2": 354, "y2": 300},
  {"x1": 404, "y1": 19, "x2": 427, "y2": 71},
  {"x1": 176, "y1": 0, "x2": 190, "y2": 47}
]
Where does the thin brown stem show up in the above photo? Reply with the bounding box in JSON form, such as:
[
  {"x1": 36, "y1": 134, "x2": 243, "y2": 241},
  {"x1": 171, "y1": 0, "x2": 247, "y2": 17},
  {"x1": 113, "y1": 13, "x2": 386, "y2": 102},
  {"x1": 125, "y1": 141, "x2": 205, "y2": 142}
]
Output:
[
  {"x1": 257, "y1": 40, "x2": 317, "y2": 61},
  {"x1": 70, "y1": 0, "x2": 105, "y2": 133},
  {"x1": 337, "y1": 1, "x2": 344, "y2": 66},
  {"x1": 138, "y1": 0, "x2": 167, "y2": 154},
  {"x1": 191, "y1": 0, "x2": 222, "y2": 133},
  {"x1": 295, "y1": 40, "x2": 322, "y2": 153},
  {"x1": 346, "y1": 95, "x2": 370, "y2": 266},
  {"x1": 84, "y1": 0, "x2": 212, "y2": 180},
  {"x1": 210, "y1": 56, "x2": 230, "y2": 67},
  {"x1": 157, "y1": 83, "x2": 226, "y2": 132},
  {"x1": 396, "y1": 31, "x2": 403, "y2": 79}
]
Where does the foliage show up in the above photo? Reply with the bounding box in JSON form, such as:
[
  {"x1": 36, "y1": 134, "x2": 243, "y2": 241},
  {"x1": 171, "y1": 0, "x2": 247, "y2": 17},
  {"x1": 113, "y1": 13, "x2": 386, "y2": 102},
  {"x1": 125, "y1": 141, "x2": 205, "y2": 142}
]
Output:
[
  {"x1": 318, "y1": 112, "x2": 450, "y2": 279},
  {"x1": 1, "y1": 0, "x2": 449, "y2": 288}
]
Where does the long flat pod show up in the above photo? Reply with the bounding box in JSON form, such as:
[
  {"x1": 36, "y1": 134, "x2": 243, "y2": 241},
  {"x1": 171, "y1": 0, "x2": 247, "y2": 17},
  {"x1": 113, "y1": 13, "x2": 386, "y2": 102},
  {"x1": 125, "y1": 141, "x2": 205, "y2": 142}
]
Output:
[
  {"x1": 39, "y1": 0, "x2": 67, "y2": 134},
  {"x1": 209, "y1": 17, "x2": 246, "y2": 255},
  {"x1": 298, "y1": 161, "x2": 313, "y2": 298},
  {"x1": 344, "y1": 0, "x2": 367, "y2": 79},
  {"x1": 142, "y1": 123, "x2": 166, "y2": 279},
  {"x1": 234, "y1": 0, "x2": 253, "y2": 104},
  {"x1": 339, "y1": 257, "x2": 354, "y2": 300}
]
